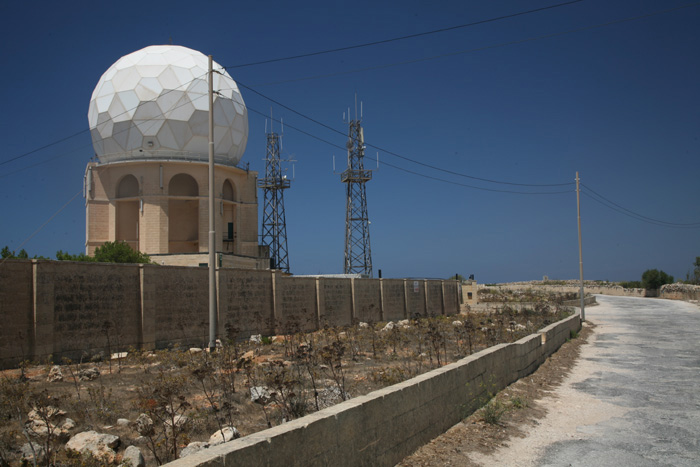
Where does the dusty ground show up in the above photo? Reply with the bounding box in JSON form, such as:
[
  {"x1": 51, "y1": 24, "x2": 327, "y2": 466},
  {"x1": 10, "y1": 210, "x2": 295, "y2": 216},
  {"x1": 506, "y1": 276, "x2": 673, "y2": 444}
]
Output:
[
  {"x1": 398, "y1": 321, "x2": 594, "y2": 467},
  {"x1": 0, "y1": 307, "x2": 570, "y2": 466}
]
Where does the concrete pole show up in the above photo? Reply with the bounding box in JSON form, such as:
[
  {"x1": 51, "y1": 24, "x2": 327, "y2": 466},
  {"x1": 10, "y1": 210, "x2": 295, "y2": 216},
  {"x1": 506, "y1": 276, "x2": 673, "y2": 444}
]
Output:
[
  {"x1": 208, "y1": 55, "x2": 217, "y2": 351},
  {"x1": 576, "y1": 172, "x2": 585, "y2": 321}
]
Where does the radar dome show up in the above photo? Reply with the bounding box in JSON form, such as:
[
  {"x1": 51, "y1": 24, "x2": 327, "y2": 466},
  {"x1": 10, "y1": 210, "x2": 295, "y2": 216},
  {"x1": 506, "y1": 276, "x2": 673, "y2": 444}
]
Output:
[{"x1": 88, "y1": 45, "x2": 248, "y2": 165}]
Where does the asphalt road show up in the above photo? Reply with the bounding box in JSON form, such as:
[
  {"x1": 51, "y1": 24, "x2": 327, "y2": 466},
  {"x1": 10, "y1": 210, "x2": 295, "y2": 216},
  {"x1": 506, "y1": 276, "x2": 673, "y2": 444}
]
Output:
[{"x1": 536, "y1": 295, "x2": 700, "y2": 466}]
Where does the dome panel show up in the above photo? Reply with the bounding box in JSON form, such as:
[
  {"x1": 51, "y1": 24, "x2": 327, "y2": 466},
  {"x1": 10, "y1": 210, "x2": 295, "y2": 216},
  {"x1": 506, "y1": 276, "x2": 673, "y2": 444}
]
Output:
[
  {"x1": 112, "y1": 68, "x2": 141, "y2": 90},
  {"x1": 138, "y1": 118, "x2": 165, "y2": 137},
  {"x1": 88, "y1": 45, "x2": 248, "y2": 164}
]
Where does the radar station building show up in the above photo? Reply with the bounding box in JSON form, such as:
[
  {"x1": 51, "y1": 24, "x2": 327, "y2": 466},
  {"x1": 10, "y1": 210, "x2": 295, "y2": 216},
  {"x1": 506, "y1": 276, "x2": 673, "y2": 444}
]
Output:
[{"x1": 84, "y1": 45, "x2": 268, "y2": 268}]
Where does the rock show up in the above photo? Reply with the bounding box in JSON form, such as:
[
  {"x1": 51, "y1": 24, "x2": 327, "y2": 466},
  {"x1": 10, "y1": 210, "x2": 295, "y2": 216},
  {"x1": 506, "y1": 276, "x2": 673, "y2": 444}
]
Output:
[
  {"x1": 271, "y1": 335, "x2": 286, "y2": 343},
  {"x1": 133, "y1": 436, "x2": 148, "y2": 445},
  {"x1": 111, "y1": 352, "x2": 128, "y2": 360},
  {"x1": 21, "y1": 442, "x2": 45, "y2": 464},
  {"x1": 135, "y1": 414, "x2": 154, "y2": 437},
  {"x1": 358, "y1": 322, "x2": 369, "y2": 328},
  {"x1": 47, "y1": 365, "x2": 63, "y2": 382},
  {"x1": 122, "y1": 445, "x2": 145, "y2": 467},
  {"x1": 381, "y1": 322, "x2": 396, "y2": 332},
  {"x1": 62, "y1": 418, "x2": 77, "y2": 431},
  {"x1": 317, "y1": 387, "x2": 350, "y2": 409},
  {"x1": 117, "y1": 418, "x2": 130, "y2": 427},
  {"x1": 179, "y1": 441, "x2": 208, "y2": 458},
  {"x1": 250, "y1": 386, "x2": 271, "y2": 404},
  {"x1": 28, "y1": 406, "x2": 65, "y2": 422},
  {"x1": 452, "y1": 320, "x2": 463, "y2": 326},
  {"x1": 78, "y1": 367, "x2": 100, "y2": 381},
  {"x1": 189, "y1": 347, "x2": 202, "y2": 354},
  {"x1": 249, "y1": 334, "x2": 262, "y2": 344},
  {"x1": 208, "y1": 426, "x2": 240, "y2": 446},
  {"x1": 241, "y1": 350, "x2": 255, "y2": 360},
  {"x1": 65, "y1": 431, "x2": 120, "y2": 464},
  {"x1": 398, "y1": 319, "x2": 410, "y2": 327},
  {"x1": 165, "y1": 414, "x2": 188, "y2": 431}
]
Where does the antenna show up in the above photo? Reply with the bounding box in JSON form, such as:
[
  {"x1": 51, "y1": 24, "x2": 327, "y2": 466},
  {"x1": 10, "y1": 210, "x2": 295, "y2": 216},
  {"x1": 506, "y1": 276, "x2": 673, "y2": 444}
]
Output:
[
  {"x1": 258, "y1": 115, "x2": 292, "y2": 273},
  {"x1": 339, "y1": 96, "x2": 373, "y2": 277}
]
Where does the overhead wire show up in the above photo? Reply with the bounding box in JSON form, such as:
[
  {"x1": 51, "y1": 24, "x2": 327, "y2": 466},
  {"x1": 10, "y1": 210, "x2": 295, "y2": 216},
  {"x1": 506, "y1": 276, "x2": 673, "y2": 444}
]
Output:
[
  {"x1": 238, "y1": 82, "x2": 573, "y2": 188},
  {"x1": 581, "y1": 183, "x2": 700, "y2": 227},
  {"x1": 249, "y1": 2, "x2": 700, "y2": 87},
  {"x1": 224, "y1": 0, "x2": 587, "y2": 69},
  {"x1": 247, "y1": 106, "x2": 573, "y2": 195},
  {"x1": 1, "y1": 189, "x2": 83, "y2": 264},
  {"x1": 0, "y1": 71, "x2": 210, "y2": 167}
]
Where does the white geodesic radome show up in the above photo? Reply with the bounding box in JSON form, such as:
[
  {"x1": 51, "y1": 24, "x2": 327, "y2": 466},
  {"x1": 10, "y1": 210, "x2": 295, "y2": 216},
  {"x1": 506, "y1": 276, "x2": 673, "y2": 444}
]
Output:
[{"x1": 88, "y1": 45, "x2": 248, "y2": 165}]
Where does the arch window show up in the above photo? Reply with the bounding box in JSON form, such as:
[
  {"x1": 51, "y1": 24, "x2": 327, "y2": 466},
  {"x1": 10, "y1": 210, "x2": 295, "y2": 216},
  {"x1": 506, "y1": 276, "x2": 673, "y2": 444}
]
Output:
[{"x1": 168, "y1": 173, "x2": 200, "y2": 253}]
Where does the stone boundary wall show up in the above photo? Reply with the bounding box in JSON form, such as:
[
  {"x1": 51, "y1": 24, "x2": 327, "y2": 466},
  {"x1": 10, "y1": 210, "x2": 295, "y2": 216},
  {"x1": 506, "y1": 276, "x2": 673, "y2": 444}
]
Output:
[
  {"x1": 482, "y1": 282, "x2": 648, "y2": 297},
  {"x1": 0, "y1": 260, "x2": 460, "y2": 368},
  {"x1": 166, "y1": 312, "x2": 582, "y2": 467},
  {"x1": 659, "y1": 283, "x2": 700, "y2": 301}
]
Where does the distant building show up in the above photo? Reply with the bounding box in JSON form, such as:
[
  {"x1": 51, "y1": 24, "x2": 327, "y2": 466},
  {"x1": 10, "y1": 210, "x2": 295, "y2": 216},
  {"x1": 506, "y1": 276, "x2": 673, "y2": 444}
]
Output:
[{"x1": 84, "y1": 45, "x2": 268, "y2": 268}]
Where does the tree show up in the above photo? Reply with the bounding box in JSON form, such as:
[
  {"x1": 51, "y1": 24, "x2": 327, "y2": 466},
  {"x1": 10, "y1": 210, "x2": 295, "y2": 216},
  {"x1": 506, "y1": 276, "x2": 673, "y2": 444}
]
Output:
[
  {"x1": 55, "y1": 250, "x2": 96, "y2": 262},
  {"x1": 685, "y1": 257, "x2": 700, "y2": 285},
  {"x1": 93, "y1": 241, "x2": 151, "y2": 264},
  {"x1": 641, "y1": 269, "x2": 674, "y2": 290}
]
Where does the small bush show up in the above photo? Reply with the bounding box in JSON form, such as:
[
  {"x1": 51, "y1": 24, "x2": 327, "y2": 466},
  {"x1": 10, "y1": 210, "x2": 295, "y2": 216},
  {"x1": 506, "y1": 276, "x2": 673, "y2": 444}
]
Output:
[{"x1": 481, "y1": 399, "x2": 508, "y2": 425}]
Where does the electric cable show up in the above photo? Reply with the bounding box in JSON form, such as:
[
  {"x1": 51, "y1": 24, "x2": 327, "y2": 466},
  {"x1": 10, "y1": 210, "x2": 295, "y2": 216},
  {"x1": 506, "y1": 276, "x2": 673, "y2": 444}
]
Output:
[
  {"x1": 1, "y1": 71, "x2": 209, "y2": 167},
  {"x1": 224, "y1": 0, "x2": 587, "y2": 69},
  {"x1": 238, "y1": 82, "x2": 573, "y2": 187},
  {"x1": 581, "y1": 183, "x2": 700, "y2": 227},
  {"x1": 249, "y1": 2, "x2": 700, "y2": 87},
  {"x1": 247, "y1": 106, "x2": 573, "y2": 195},
  {"x1": 1, "y1": 189, "x2": 83, "y2": 264}
]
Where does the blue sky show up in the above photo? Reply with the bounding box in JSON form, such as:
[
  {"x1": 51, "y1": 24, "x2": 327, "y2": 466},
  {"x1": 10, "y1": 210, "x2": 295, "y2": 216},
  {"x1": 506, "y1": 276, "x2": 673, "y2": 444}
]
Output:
[{"x1": 1, "y1": 0, "x2": 698, "y2": 283}]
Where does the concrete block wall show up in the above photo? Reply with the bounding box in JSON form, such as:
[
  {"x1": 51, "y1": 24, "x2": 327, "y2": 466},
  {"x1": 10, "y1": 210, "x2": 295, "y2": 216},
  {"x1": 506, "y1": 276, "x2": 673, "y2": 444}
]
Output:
[
  {"x1": 0, "y1": 261, "x2": 33, "y2": 364},
  {"x1": 0, "y1": 260, "x2": 460, "y2": 368},
  {"x1": 166, "y1": 312, "x2": 582, "y2": 467}
]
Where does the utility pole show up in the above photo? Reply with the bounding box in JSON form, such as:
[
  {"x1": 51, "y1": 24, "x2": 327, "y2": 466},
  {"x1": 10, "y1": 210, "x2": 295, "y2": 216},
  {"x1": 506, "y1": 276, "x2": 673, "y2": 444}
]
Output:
[
  {"x1": 341, "y1": 99, "x2": 373, "y2": 277},
  {"x1": 208, "y1": 55, "x2": 217, "y2": 351},
  {"x1": 576, "y1": 172, "x2": 585, "y2": 321},
  {"x1": 258, "y1": 118, "x2": 291, "y2": 272}
]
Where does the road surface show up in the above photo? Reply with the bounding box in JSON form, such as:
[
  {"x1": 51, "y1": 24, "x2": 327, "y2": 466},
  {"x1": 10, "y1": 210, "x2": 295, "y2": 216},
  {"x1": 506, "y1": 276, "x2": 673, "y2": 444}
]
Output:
[{"x1": 474, "y1": 295, "x2": 700, "y2": 466}]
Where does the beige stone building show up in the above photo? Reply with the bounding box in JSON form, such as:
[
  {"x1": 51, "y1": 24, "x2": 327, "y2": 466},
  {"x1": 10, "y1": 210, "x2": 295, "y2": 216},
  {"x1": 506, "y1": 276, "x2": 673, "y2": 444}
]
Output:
[{"x1": 84, "y1": 45, "x2": 268, "y2": 269}]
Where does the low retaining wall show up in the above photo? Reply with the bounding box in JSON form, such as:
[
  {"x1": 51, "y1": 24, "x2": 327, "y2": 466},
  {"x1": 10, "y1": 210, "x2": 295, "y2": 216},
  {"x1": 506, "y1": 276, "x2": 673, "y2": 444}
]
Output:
[
  {"x1": 0, "y1": 260, "x2": 459, "y2": 369},
  {"x1": 659, "y1": 283, "x2": 700, "y2": 301},
  {"x1": 167, "y1": 312, "x2": 582, "y2": 467}
]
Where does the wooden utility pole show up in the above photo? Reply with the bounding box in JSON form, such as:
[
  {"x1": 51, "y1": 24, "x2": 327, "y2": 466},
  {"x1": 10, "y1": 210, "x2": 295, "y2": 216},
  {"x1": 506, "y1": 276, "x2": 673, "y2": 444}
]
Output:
[
  {"x1": 576, "y1": 172, "x2": 585, "y2": 321},
  {"x1": 208, "y1": 55, "x2": 217, "y2": 351}
]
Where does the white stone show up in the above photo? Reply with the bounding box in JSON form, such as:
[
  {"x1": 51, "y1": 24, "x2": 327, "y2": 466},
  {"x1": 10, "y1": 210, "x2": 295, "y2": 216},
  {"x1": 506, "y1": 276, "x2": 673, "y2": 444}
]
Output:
[
  {"x1": 122, "y1": 445, "x2": 145, "y2": 467},
  {"x1": 179, "y1": 441, "x2": 208, "y2": 458},
  {"x1": 358, "y1": 322, "x2": 369, "y2": 328},
  {"x1": 249, "y1": 334, "x2": 262, "y2": 344},
  {"x1": 381, "y1": 322, "x2": 396, "y2": 332},
  {"x1": 250, "y1": 386, "x2": 271, "y2": 404},
  {"x1": 47, "y1": 365, "x2": 63, "y2": 382},
  {"x1": 21, "y1": 442, "x2": 45, "y2": 464},
  {"x1": 208, "y1": 426, "x2": 240, "y2": 445},
  {"x1": 65, "y1": 431, "x2": 120, "y2": 464},
  {"x1": 117, "y1": 418, "x2": 130, "y2": 427}
]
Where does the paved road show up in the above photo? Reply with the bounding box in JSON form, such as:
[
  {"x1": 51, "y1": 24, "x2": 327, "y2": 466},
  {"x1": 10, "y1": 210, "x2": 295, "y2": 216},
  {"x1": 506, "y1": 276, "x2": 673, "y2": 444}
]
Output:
[{"x1": 535, "y1": 295, "x2": 700, "y2": 466}]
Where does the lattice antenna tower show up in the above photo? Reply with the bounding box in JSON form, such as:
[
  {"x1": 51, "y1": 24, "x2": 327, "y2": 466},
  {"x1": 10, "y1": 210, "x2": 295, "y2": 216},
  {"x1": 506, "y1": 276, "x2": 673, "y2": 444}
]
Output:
[
  {"x1": 341, "y1": 98, "x2": 373, "y2": 277},
  {"x1": 258, "y1": 115, "x2": 291, "y2": 272}
]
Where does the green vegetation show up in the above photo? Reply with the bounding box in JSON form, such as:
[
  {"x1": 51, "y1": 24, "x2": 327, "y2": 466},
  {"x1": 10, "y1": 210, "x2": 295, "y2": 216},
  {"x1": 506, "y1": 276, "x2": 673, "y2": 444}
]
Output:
[
  {"x1": 619, "y1": 281, "x2": 642, "y2": 289},
  {"x1": 2, "y1": 241, "x2": 151, "y2": 264},
  {"x1": 685, "y1": 257, "x2": 700, "y2": 285},
  {"x1": 641, "y1": 269, "x2": 674, "y2": 290}
]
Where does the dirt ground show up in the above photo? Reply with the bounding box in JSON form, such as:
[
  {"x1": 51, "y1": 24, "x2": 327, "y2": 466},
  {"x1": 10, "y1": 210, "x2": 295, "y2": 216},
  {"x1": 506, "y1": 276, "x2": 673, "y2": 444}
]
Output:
[
  {"x1": 398, "y1": 322, "x2": 594, "y2": 467},
  {"x1": 0, "y1": 306, "x2": 571, "y2": 466}
]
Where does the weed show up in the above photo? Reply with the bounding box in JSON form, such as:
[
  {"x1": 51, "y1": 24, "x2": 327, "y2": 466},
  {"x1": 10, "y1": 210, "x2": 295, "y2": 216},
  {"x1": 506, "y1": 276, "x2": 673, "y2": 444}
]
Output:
[
  {"x1": 569, "y1": 329, "x2": 579, "y2": 339},
  {"x1": 481, "y1": 398, "x2": 508, "y2": 425},
  {"x1": 510, "y1": 395, "x2": 527, "y2": 409}
]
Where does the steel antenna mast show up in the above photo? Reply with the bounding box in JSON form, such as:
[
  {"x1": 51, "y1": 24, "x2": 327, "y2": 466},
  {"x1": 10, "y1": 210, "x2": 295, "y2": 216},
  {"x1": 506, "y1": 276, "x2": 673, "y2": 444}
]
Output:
[
  {"x1": 258, "y1": 115, "x2": 291, "y2": 272},
  {"x1": 341, "y1": 98, "x2": 373, "y2": 277}
]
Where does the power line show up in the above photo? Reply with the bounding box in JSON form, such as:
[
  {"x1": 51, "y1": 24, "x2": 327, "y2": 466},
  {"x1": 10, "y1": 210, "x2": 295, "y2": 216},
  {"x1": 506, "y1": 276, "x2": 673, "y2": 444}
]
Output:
[
  {"x1": 224, "y1": 0, "x2": 587, "y2": 69},
  {"x1": 1, "y1": 189, "x2": 83, "y2": 264},
  {"x1": 250, "y1": 2, "x2": 700, "y2": 87},
  {"x1": 581, "y1": 184, "x2": 700, "y2": 227},
  {"x1": 238, "y1": 82, "x2": 573, "y2": 188},
  {"x1": 247, "y1": 106, "x2": 572, "y2": 195},
  {"x1": 0, "y1": 71, "x2": 209, "y2": 167}
]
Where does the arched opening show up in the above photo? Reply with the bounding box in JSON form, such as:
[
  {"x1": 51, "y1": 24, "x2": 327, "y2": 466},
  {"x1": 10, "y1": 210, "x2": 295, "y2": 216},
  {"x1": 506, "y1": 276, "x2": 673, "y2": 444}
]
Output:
[
  {"x1": 222, "y1": 179, "x2": 236, "y2": 252},
  {"x1": 168, "y1": 173, "x2": 199, "y2": 253},
  {"x1": 116, "y1": 175, "x2": 139, "y2": 251}
]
